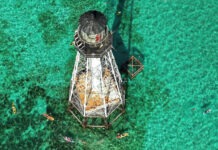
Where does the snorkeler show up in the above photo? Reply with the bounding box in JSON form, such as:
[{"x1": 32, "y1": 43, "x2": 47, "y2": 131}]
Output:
[
  {"x1": 116, "y1": 133, "x2": 129, "y2": 139},
  {"x1": 63, "y1": 136, "x2": 74, "y2": 143},
  {"x1": 42, "y1": 113, "x2": 54, "y2": 121},
  {"x1": 116, "y1": 11, "x2": 122, "y2": 16},
  {"x1": 12, "y1": 102, "x2": 16, "y2": 114},
  {"x1": 204, "y1": 109, "x2": 211, "y2": 114}
]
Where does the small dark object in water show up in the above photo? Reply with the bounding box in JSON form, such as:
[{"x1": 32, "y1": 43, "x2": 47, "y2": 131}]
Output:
[
  {"x1": 116, "y1": 11, "x2": 122, "y2": 15},
  {"x1": 192, "y1": 108, "x2": 196, "y2": 111},
  {"x1": 204, "y1": 109, "x2": 211, "y2": 114}
]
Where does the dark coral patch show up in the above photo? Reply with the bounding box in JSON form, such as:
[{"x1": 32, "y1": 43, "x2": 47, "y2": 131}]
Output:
[{"x1": 38, "y1": 11, "x2": 67, "y2": 45}]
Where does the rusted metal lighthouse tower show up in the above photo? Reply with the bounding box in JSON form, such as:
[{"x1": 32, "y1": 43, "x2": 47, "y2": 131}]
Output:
[{"x1": 68, "y1": 10, "x2": 125, "y2": 128}]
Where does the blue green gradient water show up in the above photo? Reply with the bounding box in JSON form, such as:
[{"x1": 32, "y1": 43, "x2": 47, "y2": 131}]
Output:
[{"x1": 0, "y1": 0, "x2": 217, "y2": 149}]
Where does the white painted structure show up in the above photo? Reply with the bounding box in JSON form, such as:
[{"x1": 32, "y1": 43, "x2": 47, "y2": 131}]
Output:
[{"x1": 68, "y1": 10, "x2": 125, "y2": 128}]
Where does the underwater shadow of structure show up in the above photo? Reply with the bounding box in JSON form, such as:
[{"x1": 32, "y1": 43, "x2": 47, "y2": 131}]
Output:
[
  {"x1": 109, "y1": 0, "x2": 131, "y2": 129},
  {"x1": 112, "y1": 0, "x2": 129, "y2": 70},
  {"x1": 109, "y1": 1, "x2": 170, "y2": 137},
  {"x1": 131, "y1": 47, "x2": 145, "y2": 62},
  {"x1": 110, "y1": 0, "x2": 139, "y2": 130},
  {"x1": 112, "y1": 0, "x2": 142, "y2": 75},
  {"x1": 111, "y1": 0, "x2": 140, "y2": 93}
]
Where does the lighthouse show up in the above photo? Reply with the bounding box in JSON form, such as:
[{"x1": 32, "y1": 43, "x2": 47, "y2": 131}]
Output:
[{"x1": 68, "y1": 10, "x2": 125, "y2": 128}]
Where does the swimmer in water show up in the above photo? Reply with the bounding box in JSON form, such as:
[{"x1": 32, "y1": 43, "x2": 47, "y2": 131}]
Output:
[
  {"x1": 204, "y1": 109, "x2": 211, "y2": 114},
  {"x1": 116, "y1": 11, "x2": 122, "y2": 16},
  {"x1": 116, "y1": 133, "x2": 129, "y2": 139},
  {"x1": 12, "y1": 102, "x2": 16, "y2": 114},
  {"x1": 43, "y1": 113, "x2": 54, "y2": 121},
  {"x1": 63, "y1": 136, "x2": 74, "y2": 143}
]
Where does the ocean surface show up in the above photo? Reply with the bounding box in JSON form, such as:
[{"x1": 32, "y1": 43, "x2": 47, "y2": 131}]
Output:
[{"x1": 0, "y1": 0, "x2": 217, "y2": 149}]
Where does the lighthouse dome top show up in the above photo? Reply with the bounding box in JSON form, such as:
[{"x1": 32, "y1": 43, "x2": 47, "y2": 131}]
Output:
[
  {"x1": 74, "y1": 10, "x2": 112, "y2": 58},
  {"x1": 79, "y1": 10, "x2": 107, "y2": 35}
]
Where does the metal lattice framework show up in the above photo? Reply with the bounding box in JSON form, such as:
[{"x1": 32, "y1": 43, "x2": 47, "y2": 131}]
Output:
[
  {"x1": 68, "y1": 10, "x2": 125, "y2": 128},
  {"x1": 68, "y1": 50, "x2": 125, "y2": 128},
  {"x1": 127, "y1": 56, "x2": 144, "y2": 79}
]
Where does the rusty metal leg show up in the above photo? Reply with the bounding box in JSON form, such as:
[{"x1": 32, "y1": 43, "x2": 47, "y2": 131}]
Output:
[
  {"x1": 82, "y1": 117, "x2": 88, "y2": 128},
  {"x1": 121, "y1": 105, "x2": 125, "y2": 113},
  {"x1": 68, "y1": 102, "x2": 73, "y2": 112},
  {"x1": 103, "y1": 118, "x2": 110, "y2": 129}
]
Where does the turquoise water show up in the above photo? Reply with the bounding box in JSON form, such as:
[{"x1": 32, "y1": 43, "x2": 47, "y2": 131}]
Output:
[{"x1": 0, "y1": 0, "x2": 217, "y2": 149}]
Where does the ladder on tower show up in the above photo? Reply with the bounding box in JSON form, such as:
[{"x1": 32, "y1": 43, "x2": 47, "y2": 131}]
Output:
[{"x1": 74, "y1": 31, "x2": 85, "y2": 50}]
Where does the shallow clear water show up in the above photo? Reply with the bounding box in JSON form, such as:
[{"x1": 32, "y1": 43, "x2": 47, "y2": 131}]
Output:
[{"x1": 0, "y1": 0, "x2": 217, "y2": 149}]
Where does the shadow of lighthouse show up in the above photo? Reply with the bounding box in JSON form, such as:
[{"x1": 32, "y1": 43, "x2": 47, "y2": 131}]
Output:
[{"x1": 111, "y1": 0, "x2": 130, "y2": 70}]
